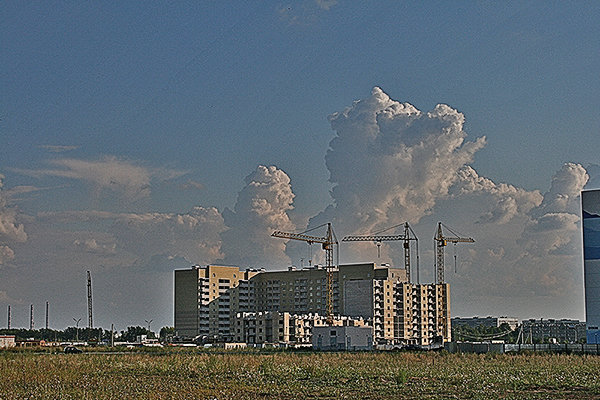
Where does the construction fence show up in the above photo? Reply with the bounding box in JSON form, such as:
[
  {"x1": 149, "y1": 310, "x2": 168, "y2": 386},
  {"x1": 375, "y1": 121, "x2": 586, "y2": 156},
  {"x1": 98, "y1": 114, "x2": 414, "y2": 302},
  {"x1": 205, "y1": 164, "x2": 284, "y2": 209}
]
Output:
[{"x1": 445, "y1": 342, "x2": 600, "y2": 355}]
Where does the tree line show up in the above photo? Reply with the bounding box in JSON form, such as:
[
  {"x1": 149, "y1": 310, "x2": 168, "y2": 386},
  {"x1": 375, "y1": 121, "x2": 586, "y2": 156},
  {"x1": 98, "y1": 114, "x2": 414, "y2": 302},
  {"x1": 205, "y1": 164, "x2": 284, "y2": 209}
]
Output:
[{"x1": 0, "y1": 326, "x2": 175, "y2": 343}]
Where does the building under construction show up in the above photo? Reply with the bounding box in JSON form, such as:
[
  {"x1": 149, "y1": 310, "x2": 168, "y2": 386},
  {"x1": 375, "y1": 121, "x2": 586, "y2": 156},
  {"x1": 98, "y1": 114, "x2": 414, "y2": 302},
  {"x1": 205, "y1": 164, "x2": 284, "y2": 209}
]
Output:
[{"x1": 174, "y1": 263, "x2": 450, "y2": 346}]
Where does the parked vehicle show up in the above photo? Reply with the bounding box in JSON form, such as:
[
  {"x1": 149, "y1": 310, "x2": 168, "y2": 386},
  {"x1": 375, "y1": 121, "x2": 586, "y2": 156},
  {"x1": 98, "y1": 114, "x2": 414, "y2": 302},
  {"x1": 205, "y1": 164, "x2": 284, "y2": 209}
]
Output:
[{"x1": 64, "y1": 346, "x2": 83, "y2": 354}]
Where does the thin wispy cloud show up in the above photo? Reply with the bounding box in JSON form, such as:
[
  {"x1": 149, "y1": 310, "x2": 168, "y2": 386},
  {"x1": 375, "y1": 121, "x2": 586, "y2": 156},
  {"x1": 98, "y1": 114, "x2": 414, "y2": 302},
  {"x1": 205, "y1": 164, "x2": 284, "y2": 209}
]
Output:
[
  {"x1": 179, "y1": 180, "x2": 204, "y2": 191},
  {"x1": 38, "y1": 145, "x2": 80, "y2": 153},
  {"x1": 278, "y1": 0, "x2": 337, "y2": 25},
  {"x1": 12, "y1": 156, "x2": 187, "y2": 200},
  {"x1": 315, "y1": 0, "x2": 337, "y2": 11}
]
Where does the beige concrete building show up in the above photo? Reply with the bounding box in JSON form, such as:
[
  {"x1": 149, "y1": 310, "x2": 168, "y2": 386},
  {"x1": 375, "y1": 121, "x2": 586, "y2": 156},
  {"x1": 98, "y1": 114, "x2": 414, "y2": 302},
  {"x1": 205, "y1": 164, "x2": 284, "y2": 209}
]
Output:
[
  {"x1": 251, "y1": 262, "x2": 406, "y2": 317},
  {"x1": 233, "y1": 311, "x2": 368, "y2": 346},
  {"x1": 174, "y1": 265, "x2": 260, "y2": 340},
  {"x1": 394, "y1": 282, "x2": 451, "y2": 346}
]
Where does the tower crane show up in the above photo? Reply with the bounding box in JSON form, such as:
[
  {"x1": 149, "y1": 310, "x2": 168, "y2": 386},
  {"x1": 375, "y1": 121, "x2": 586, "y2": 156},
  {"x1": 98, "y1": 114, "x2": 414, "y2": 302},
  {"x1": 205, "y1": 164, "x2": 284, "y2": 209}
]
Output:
[
  {"x1": 271, "y1": 223, "x2": 338, "y2": 324},
  {"x1": 434, "y1": 222, "x2": 474, "y2": 284},
  {"x1": 342, "y1": 222, "x2": 419, "y2": 283}
]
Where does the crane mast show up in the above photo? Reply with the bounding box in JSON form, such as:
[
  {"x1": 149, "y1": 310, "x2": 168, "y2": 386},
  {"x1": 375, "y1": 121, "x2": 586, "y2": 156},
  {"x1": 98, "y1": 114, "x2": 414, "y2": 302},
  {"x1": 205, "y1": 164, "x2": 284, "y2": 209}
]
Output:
[
  {"x1": 272, "y1": 223, "x2": 338, "y2": 324},
  {"x1": 342, "y1": 222, "x2": 419, "y2": 283},
  {"x1": 434, "y1": 222, "x2": 474, "y2": 284}
]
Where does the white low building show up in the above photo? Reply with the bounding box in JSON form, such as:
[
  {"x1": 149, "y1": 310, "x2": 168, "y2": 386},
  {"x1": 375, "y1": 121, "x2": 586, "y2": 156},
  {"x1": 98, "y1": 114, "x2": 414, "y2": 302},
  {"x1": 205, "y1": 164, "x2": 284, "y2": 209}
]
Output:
[{"x1": 312, "y1": 326, "x2": 374, "y2": 351}]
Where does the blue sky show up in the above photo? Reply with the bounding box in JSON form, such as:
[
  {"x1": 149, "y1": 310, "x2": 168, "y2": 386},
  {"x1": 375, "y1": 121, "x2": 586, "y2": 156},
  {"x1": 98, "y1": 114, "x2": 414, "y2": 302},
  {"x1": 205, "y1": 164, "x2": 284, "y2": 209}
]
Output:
[{"x1": 1, "y1": 1, "x2": 599, "y2": 331}]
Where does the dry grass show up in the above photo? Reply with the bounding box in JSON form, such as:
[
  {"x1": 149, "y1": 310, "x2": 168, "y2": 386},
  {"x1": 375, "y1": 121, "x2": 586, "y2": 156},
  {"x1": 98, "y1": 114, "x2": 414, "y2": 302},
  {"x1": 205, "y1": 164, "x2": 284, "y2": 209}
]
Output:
[{"x1": 1, "y1": 349, "x2": 599, "y2": 399}]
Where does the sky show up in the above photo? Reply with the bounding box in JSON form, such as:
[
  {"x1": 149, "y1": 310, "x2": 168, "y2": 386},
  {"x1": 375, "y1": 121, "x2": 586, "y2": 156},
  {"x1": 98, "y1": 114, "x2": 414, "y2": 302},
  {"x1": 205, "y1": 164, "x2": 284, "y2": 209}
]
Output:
[{"x1": 1, "y1": 1, "x2": 600, "y2": 332}]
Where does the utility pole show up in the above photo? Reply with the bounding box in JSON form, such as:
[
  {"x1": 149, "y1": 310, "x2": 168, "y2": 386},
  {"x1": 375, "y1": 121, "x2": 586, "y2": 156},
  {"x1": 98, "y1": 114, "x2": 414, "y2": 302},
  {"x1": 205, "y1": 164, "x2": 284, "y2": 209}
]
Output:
[
  {"x1": 87, "y1": 271, "x2": 93, "y2": 328},
  {"x1": 145, "y1": 319, "x2": 153, "y2": 336},
  {"x1": 7, "y1": 305, "x2": 11, "y2": 329},
  {"x1": 110, "y1": 323, "x2": 114, "y2": 347},
  {"x1": 73, "y1": 317, "x2": 81, "y2": 342},
  {"x1": 45, "y1": 301, "x2": 49, "y2": 330},
  {"x1": 29, "y1": 304, "x2": 34, "y2": 330}
]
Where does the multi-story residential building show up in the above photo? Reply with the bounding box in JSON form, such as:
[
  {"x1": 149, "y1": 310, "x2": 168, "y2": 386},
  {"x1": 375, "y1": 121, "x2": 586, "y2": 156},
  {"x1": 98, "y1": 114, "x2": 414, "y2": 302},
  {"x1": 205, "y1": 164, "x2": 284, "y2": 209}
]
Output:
[
  {"x1": 452, "y1": 316, "x2": 519, "y2": 331},
  {"x1": 343, "y1": 278, "x2": 396, "y2": 342},
  {"x1": 394, "y1": 282, "x2": 451, "y2": 346},
  {"x1": 174, "y1": 262, "x2": 451, "y2": 346},
  {"x1": 232, "y1": 311, "x2": 291, "y2": 344},
  {"x1": 174, "y1": 265, "x2": 260, "y2": 340},
  {"x1": 250, "y1": 263, "x2": 406, "y2": 316}
]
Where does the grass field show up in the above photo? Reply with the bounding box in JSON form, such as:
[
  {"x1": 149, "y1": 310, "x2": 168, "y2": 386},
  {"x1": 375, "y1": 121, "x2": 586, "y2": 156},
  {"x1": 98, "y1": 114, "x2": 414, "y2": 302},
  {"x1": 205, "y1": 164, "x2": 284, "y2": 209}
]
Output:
[{"x1": 1, "y1": 349, "x2": 599, "y2": 399}]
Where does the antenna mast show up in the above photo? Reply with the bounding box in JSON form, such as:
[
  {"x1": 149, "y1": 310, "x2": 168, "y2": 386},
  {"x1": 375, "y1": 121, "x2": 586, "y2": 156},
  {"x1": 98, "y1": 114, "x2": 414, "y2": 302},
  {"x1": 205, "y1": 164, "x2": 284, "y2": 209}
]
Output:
[{"x1": 87, "y1": 271, "x2": 93, "y2": 328}]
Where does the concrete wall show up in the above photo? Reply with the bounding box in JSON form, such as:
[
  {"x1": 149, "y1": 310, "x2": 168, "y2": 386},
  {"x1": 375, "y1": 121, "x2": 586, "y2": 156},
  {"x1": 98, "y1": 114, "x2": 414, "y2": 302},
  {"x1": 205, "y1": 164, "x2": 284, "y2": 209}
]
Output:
[{"x1": 343, "y1": 279, "x2": 373, "y2": 319}]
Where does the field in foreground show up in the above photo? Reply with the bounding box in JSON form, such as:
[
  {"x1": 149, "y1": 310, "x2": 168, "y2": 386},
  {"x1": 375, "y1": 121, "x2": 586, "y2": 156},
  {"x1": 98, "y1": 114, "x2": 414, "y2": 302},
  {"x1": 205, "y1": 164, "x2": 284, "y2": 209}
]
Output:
[{"x1": 1, "y1": 349, "x2": 599, "y2": 399}]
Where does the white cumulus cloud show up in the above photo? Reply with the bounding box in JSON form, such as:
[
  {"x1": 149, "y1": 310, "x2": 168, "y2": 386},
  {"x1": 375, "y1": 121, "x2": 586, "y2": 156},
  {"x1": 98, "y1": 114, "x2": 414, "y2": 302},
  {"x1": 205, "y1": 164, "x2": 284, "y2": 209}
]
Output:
[
  {"x1": 220, "y1": 165, "x2": 296, "y2": 268},
  {"x1": 309, "y1": 87, "x2": 485, "y2": 262},
  {"x1": 113, "y1": 206, "x2": 226, "y2": 264},
  {"x1": 0, "y1": 174, "x2": 27, "y2": 265}
]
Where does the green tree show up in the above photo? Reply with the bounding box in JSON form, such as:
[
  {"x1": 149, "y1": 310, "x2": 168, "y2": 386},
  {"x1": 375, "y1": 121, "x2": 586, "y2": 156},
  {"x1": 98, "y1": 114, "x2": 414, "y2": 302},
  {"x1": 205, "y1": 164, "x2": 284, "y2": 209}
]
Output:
[
  {"x1": 159, "y1": 326, "x2": 175, "y2": 342},
  {"x1": 121, "y1": 326, "x2": 152, "y2": 342}
]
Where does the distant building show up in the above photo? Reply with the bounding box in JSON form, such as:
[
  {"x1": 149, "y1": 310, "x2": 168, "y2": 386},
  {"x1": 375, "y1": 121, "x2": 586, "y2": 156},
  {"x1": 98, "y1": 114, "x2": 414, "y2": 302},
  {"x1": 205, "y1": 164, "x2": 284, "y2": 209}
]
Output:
[
  {"x1": 520, "y1": 319, "x2": 586, "y2": 343},
  {"x1": 582, "y1": 189, "x2": 600, "y2": 344},
  {"x1": 452, "y1": 316, "x2": 519, "y2": 331},
  {"x1": 0, "y1": 335, "x2": 16, "y2": 348}
]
